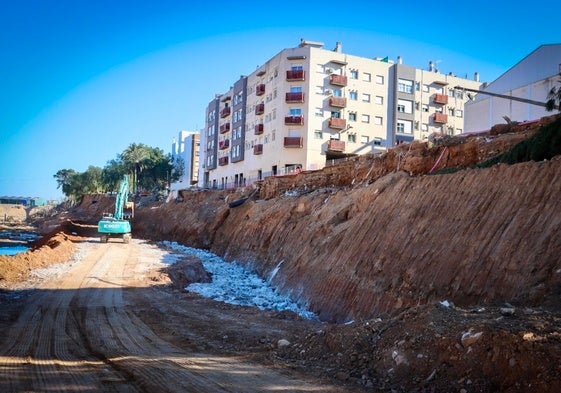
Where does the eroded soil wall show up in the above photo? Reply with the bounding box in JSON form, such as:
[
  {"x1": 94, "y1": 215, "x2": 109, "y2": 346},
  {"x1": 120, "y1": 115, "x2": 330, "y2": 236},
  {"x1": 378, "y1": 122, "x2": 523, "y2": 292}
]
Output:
[{"x1": 135, "y1": 158, "x2": 561, "y2": 322}]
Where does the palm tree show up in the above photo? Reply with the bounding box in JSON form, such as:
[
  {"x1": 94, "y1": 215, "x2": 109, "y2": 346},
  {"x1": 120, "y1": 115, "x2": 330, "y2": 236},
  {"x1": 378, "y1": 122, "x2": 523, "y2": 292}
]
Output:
[{"x1": 121, "y1": 143, "x2": 150, "y2": 194}]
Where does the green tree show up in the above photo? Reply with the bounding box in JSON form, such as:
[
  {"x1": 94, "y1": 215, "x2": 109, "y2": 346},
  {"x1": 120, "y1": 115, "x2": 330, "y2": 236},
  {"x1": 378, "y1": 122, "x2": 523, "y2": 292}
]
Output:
[
  {"x1": 121, "y1": 143, "x2": 150, "y2": 194},
  {"x1": 102, "y1": 158, "x2": 126, "y2": 192},
  {"x1": 546, "y1": 73, "x2": 561, "y2": 112},
  {"x1": 53, "y1": 169, "x2": 77, "y2": 197}
]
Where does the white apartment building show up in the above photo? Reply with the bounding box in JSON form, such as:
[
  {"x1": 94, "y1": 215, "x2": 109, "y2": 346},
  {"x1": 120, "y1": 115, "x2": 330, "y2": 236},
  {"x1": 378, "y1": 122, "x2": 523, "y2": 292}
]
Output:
[
  {"x1": 170, "y1": 130, "x2": 200, "y2": 191},
  {"x1": 465, "y1": 44, "x2": 561, "y2": 132},
  {"x1": 202, "y1": 39, "x2": 483, "y2": 189}
]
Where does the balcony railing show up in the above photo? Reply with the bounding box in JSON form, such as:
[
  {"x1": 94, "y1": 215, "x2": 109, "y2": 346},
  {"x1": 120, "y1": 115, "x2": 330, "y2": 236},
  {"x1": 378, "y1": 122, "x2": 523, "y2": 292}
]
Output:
[
  {"x1": 253, "y1": 144, "x2": 263, "y2": 155},
  {"x1": 255, "y1": 103, "x2": 265, "y2": 115},
  {"x1": 286, "y1": 70, "x2": 305, "y2": 81},
  {"x1": 434, "y1": 113, "x2": 448, "y2": 124},
  {"x1": 254, "y1": 123, "x2": 264, "y2": 135},
  {"x1": 433, "y1": 94, "x2": 449, "y2": 105},
  {"x1": 285, "y1": 115, "x2": 304, "y2": 125},
  {"x1": 256, "y1": 84, "x2": 265, "y2": 96},
  {"x1": 220, "y1": 107, "x2": 231, "y2": 118},
  {"x1": 219, "y1": 123, "x2": 230, "y2": 134},
  {"x1": 329, "y1": 97, "x2": 347, "y2": 107},
  {"x1": 328, "y1": 117, "x2": 346, "y2": 129},
  {"x1": 219, "y1": 139, "x2": 230, "y2": 150},
  {"x1": 218, "y1": 156, "x2": 228, "y2": 166},
  {"x1": 284, "y1": 137, "x2": 303, "y2": 148},
  {"x1": 327, "y1": 139, "x2": 346, "y2": 152},
  {"x1": 330, "y1": 74, "x2": 348, "y2": 86},
  {"x1": 285, "y1": 92, "x2": 305, "y2": 103}
]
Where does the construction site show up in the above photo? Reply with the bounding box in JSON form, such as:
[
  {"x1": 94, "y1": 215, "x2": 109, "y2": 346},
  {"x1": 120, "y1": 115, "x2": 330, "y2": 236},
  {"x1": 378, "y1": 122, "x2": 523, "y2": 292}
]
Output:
[{"x1": 0, "y1": 114, "x2": 560, "y2": 392}]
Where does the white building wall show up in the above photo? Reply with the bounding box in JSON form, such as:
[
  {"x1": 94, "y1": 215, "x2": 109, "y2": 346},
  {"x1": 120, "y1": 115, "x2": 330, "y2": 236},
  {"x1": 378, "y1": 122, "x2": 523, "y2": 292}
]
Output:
[{"x1": 465, "y1": 44, "x2": 561, "y2": 132}]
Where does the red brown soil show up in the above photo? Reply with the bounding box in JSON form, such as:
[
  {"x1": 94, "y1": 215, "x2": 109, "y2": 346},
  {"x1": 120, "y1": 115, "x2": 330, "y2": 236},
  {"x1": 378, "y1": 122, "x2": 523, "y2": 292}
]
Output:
[{"x1": 1, "y1": 115, "x2": 561, "y2": 391}]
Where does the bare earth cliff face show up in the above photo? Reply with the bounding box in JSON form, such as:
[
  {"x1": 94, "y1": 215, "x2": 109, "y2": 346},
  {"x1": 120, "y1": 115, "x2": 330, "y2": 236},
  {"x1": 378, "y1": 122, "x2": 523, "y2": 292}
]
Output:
[{"x1": 133, "y1": 117, "x2": 561, "y2": 323}]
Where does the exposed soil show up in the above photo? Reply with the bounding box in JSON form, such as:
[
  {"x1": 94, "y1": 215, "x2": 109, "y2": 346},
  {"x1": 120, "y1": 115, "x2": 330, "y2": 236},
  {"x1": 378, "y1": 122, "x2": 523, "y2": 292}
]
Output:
[{"x1": 1, "y1": 115, "x2": 560, "y2": 391}]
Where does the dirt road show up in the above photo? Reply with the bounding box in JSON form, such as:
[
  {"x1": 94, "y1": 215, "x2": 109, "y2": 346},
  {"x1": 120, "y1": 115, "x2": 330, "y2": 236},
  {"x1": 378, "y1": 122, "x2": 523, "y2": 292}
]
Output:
[{"x1": 0, "y1": 239, "x2": 350, "y2": 392}]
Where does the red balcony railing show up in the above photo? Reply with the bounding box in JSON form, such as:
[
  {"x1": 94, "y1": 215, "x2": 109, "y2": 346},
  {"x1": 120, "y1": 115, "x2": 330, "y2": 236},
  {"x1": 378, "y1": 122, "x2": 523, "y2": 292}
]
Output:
[
  {"x1": 329, "y1": 97, "x2": 347, "y2": 107},
  {"x1": 219, "y1": 123, "x2": 230, "y2": 134},
  {"x1": 328, "y1": 117, "x2": 346, "y2": 129},
  {"x1": 285, "y1": 115, "x2": 304, "y2": 125},
  {"x1": 284, "y1": 137, "x2": 303, "y2": 148},
  {"x1": 286, "y1": 70, "x2": 305, "y2": 81},
  {"x1": 256, "y1": 84, "x2": 265, "y2": 96},
  {"x1": 253, "y1": 144, "x2": 263, "y2": 155},
  {"x1": 220, "y1": 107, "x2": 231, "y2": 118},
  {"x1": 434, "y1": 94, "x2": 448, "y2": 105},
  {"x1": 254, "y1": 123, "x2": 264, "y2": 135},
  {"x1": 255, "y1": 103, "x2": 265, "y2": 115},
  {"x1": 218, "y1": 156, "x2": 228, "y2": 166},
  {"x1": 330, "y1": 74, "x2": 348, "y2": 86},
  {"x1": 285, "y1": 92, "x2": 305, "y2": 103},
  {"x1": 434, "y1": 113, "x2": 448, "y2": 124},
  {"x1": 219, "y1": 139, "x2": 230, "y2": 150},
  {"x1": 327, "y1": 140, "x2": 346, "y2": 152}
]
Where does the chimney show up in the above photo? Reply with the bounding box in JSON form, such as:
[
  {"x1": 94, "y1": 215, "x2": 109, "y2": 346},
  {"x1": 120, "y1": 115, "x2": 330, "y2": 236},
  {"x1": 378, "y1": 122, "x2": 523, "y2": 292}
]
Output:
[
  {"x1": 397, "y1": 56, "x2": 402, "y2": 64},
  {"x1": 334, "y1": 41, "x2": 342, "y2": 53},
  {"x1": 474, "y1": 72, "x2": 480, "y2": 82},
  {"x1": 429, "y1": 61, "x2": 434, "y2": 72}
]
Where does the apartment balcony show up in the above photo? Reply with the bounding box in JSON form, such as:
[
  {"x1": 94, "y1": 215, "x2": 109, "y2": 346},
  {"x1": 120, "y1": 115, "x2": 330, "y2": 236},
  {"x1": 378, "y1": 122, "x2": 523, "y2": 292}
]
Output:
[
  {"x1": 433, "y1": 94, "x2": 449, "y2": 105},
  {"x1": 330, "y1": 74, "x2": 348, "y2": 86},
  {"x1": 329, "y1": 97, "x2": 347, "y2": 108},
  {"x1": 285, "y1": 92, "x2": 305, "y2": 103},
  {"x1": 220, "y1": 107, "x2": 231, "y2": 118},
  {"x1": 284, "y1": 137, "x2": 303, "y2": 148},
  {"x1": 219, "y1": 123, "x2": 230, "y2": 134},
  {"x1": 285, "y1": 115, "x2": 304, "y2": 125},
  {"x1": 256, "y1": 83, "x2": 265, "y2": 96},
  {"x1": 254, "y1": 123, "x2": 264, "y2": 135},
  {"x1": 218, "y1": 156, "x2": 228, "y2": 166},
  {"x1": 253, "y1": 144, "x2": 263, "y2": 155},
  {"x1": 327, "y1": 139, "x2": 345, "y2": 152},
  {"x1": 286, "y1": 70, "x2": 305, "y2": 81},
  {"x1": 328, "y1": 117, "x2": 346, "y2": 130},
  {"x1": 255, "y1": 103, "x2": 265, "y2": 115},
  {"x1": 219, "y1": 139, "x2": 230, "y2": 150},
  {"x1": 433, "y1": 113, "x2": 448, "y2": 124}
]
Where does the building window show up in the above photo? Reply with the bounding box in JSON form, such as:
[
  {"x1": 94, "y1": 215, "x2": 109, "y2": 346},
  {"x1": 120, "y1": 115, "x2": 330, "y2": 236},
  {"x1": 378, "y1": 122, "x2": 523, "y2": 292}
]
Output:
[
  {"x1": 290, "y1": 108, "x2": 302, "y2": 116},
  {"x1": 448, "y1": 108, "x2": 455, "y2": 116},
  {"x1": 374, "y1": 116, "x2": 383, "y2": 125},
  {"x1": 361, "y1": 114, "x2": 370, "y2": 123},
  {"x1": 456, "y1": 109, "x2": 463, "y2": 117},
  {"x1": 422, "y1": 84, "x2": 429, "y2": 92},
  {"x1": 374, "y1": 137, "x2": 382, "y2": 146},
  {"x1": 455, "y1": 90, "x2": 464, "y2": 99},
  {"x1": 397, "y1": 79, "x2": 413, "y2": 93},
  {"x1": 360, "y1": 135, "x2": 369, "y2": 144},
  {"x1": 456, "y1": 128, "x2": 463, "y2": 134},
  {"x1": 315, "y1": 107, "x2": 323, "y2": 117},
  {"x1": 347, "y1": 134, "x2": 356, "y2": 143},
  {"x1": 397, "y1": 120, "x2": 413, "y2": 134},
  {"x1": 375, "y1": 96, "x2": 383, "y2": 105},
  {"x1": 314, "y1": 130, "x2": 323, "y2": 139},
  {"x1": 290, "y1": 86, "x2": 302, "y2": 93},
  {"x1": 349, "y1": 91, "x2": 358, "y2": 101},
  {"x1": 397, "y1": 104, "x2": 405, "y2": 113},
  {"x1": 422, "y1": 104, "x2": 429, "y2": 112},
  {"x1": 333, "y1": 88, "x2": 342, "y2": 97},
  {"x1": 398, "y1": 99, "x2": 413, "y2": 114},
  {"x1": 362, "y1": 93, "x2": 371, "y2": 102},
  {"x1": 350, "y1": 70, "x2": 358, "y2": 79},
  {"x1": 362, "y1": 72, "x2": 371, "y2": 82},
  {"x1": 349, "y1": 112, "x2": 357, "y2": 121},
  {"x1": 448, "y1": 89, "x2": 455, "y2": 97},
  {"x1": 421, "y1": 123, "x2": 428, "y2": 131},
  {"x1": 331, "y1": 110, "x2": 341, "y2": 118},
  {"x1": 375, "y1": 75, "x2": 384, "y2": 84}
]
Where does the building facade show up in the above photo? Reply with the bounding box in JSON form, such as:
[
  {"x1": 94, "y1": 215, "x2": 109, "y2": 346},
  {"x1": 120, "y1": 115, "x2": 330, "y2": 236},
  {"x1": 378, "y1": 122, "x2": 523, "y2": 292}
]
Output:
[
  {"x1": 465, "y1": 44, "x2": 561, "y2": 132},
  {"x1": 170, "y1": 130, "x2": 200, "y2": 191},
  {"x1": 202, "y1": 39, "x2": 483, "y2": 189}
]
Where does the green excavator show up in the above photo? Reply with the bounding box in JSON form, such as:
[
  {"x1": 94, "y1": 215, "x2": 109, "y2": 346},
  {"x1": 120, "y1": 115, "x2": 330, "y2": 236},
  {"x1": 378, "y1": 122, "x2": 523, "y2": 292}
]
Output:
[{"x1": 98, "y1": 175, "x2": 133, "y2": 243}]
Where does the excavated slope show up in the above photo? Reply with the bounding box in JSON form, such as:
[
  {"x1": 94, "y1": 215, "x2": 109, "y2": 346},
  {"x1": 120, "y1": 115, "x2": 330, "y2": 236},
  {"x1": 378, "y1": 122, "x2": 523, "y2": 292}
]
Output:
[{"x1": 133, "y1": 157, "x2": 561, "y2": 323}]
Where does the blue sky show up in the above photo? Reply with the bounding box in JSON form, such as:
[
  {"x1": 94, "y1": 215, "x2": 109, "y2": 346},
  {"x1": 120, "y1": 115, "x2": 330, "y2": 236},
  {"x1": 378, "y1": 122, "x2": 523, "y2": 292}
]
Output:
[{"x1": 0, "y1": 0, "x2": 557, "y2": 200}]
